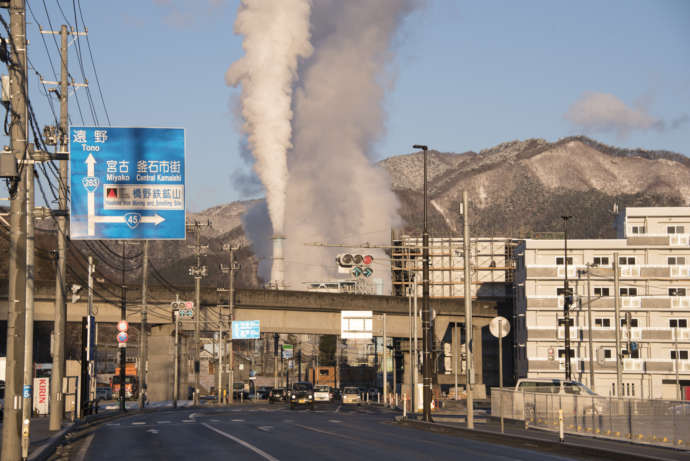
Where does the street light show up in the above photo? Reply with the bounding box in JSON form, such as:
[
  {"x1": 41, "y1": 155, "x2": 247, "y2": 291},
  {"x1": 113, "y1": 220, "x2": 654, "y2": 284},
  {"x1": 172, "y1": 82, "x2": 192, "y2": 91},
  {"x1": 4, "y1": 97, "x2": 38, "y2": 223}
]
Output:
[
  {"x1": 412, "y1": 144, "x2": 432, "y2": 422},
  {"x1": 561, "y1": 215, "x2": 573, "y2": 381}
]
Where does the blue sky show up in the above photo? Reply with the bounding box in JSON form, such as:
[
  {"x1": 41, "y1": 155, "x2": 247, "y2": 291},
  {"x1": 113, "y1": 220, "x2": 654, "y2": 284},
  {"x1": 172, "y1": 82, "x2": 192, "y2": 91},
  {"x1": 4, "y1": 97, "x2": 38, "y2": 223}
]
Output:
[{"x1": 8, "y1": 0, "x2": 690, "y2": 211}]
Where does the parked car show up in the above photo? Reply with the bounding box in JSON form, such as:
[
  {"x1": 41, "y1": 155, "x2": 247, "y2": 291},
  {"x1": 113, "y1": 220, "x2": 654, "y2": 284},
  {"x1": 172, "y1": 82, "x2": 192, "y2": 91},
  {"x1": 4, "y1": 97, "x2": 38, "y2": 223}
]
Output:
[
  {"x1": 96, "y1": 386, "x2": 113, "y2": 400},
  {"x1": 289, "y1": 382, "x2": 314, "y2": 410},
  {"x1": 314, "y1": 385, "x2": 331, "y2": 403},
  {"x1": 257, "y1": 386, "x2": 273, "y2": 399},
  {"x1": 342, "y1": 386, "x2": 361, "y2": 405},
  {"x1": 516, "y1": 378, "x2": 604, "y2": 418},
  {"x1": 268, "y1": 388, "x2": 287, "y2": 403}
]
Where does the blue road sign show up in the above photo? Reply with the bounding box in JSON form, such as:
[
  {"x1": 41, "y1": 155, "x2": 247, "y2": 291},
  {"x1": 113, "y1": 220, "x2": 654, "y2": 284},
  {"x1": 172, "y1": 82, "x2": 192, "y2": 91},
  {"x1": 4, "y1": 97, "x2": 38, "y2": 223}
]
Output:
[
  {"x1": 232, "y1": 320, "x2": 260, "y2": 340},
  {"x1": 23, "y1": 385, "x2": 31, "y2": 399},
  {"x1": 69, "y1": 127, "x2": 185, "y2": 240}
]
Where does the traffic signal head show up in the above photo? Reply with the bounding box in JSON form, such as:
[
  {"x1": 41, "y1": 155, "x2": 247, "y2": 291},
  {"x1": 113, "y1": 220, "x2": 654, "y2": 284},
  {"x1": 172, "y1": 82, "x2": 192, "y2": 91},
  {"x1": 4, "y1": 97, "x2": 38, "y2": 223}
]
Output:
[{"x1": 336, "y1": 253, "x2": 354, "y2": 267}]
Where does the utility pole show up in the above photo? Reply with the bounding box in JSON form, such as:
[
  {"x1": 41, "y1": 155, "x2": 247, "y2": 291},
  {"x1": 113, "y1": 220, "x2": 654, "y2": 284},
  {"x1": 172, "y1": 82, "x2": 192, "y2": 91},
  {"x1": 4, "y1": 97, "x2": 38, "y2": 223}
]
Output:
[
  {"x1": 383, "y1": 313, "x2": 387, "y2": 404},
  {"x1": 561, "y1": 216, "x2": 573, "y2": 381},
  {"x1": 48, "y1": 23, "x2": 69, "y2": 433},
  {"x1": 221, "y1": 244, "x2": 239, "y2": 404},
  {"x1": 585, "y1": 265, "x2": 595, "y2": 392},
  {"x1": 412, "y1": 144, "x2": 432, "y2": 422},
  {"x1": 2, "y1": 1, "x2": 28, "y2": 459},
  {"x1": 413, "y1": 277, "x2": 418, "y2": 414},
  {"x1": 462, "y1": 190, "x2": 474, "y2": 429},
  {"x1": 88, "y1": 257, "x2": 95, "y2": 403},
  {"x1": 187, "y1": 220, "x2": 210, "y2": 405},
  {"x1": 20, "y1": 143, "x2": 35, "y2": 459},
  {"x1": 119, "y1": 242, "x2": 128, "y2": 412},
  {"x1": 173, "y1": 294, "x2": 180, "y2": 408},
  {"x1": 138, "y1": 241, "x2": 149, "y2": 409},
  {"x1": 613, "y1": 252, "x2": 622, "y2": 397}
]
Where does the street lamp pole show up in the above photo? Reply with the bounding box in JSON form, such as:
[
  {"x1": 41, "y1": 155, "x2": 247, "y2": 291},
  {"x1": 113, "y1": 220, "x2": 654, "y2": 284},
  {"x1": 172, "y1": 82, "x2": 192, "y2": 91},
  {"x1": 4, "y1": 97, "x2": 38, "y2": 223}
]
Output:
[
  {"x1": 562, "y1": 216, "x2": 573, "y2": 381},
  {"x1": 413, "y1": 144, "x2": 432, "y2": 422}
]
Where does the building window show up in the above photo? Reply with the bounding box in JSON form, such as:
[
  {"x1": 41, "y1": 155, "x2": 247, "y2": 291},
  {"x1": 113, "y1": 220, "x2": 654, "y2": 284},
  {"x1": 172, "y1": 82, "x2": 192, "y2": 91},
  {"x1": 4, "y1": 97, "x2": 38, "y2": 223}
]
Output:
[
  {"x1": 558, "y1": 349, "x2": 575, "y2": 358},
  {"x1": 594, "y1": 287, "x2": 610, "y2": 297},
  {"x1": 557, "y1": 287, "x2": 574, "y2": 296},
  {"x1": 595, "y1": 318, "x2": 611, "y2": 328},
  {"x1": 603, "y1": 349, "x2": 612, "y2": 359},
  {"x1": 630, "y1": 226, "x2": 646, "y2": 235},
  {"x1": 593, "y1": 256, "x2": 610, "y2": 266},
  {"x1": 671, "y1": 350, "x2": 689, "y2": 360},
  {"x1": 618, "y1": 257, "x2": 636, "y2": 265},
  {"x1": 557, "y1": 318, "x2": 574, "y2": 326},
  {"x1": 668, "y1": 256, "x2": 687, "y2": 265},
  {"x1": 667, "y1": 225, "x2": 685, "y2": 235},
  {"x1": 556, "y1": 257, "x2": 573, "y2": 265},
  {"x1": 622, "y1": 349, "x2": 640, "y2": 359},
  {"x1": 621, "y1": 318, "x2": 639, "y2": 327},
  {"x1": 669, "y1": 288, "x2": 687, "y2": 297},
  {"x1": 620, "y1": 287, "x2": 638, "y2": 296},
  {"x1": 670, "y1": 319, "x2": 688, "y2": 328}
]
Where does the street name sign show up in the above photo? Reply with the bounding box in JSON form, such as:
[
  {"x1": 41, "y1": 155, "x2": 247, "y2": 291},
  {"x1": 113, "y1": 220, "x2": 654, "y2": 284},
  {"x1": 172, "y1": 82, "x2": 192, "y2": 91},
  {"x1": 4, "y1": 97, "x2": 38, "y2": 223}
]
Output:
[
  {"x1": 69, "y1": 127, "x2": 185, "y2": 240},
  {"x1": 232, "y1": 320, "x2": 260, "y2": 340}
]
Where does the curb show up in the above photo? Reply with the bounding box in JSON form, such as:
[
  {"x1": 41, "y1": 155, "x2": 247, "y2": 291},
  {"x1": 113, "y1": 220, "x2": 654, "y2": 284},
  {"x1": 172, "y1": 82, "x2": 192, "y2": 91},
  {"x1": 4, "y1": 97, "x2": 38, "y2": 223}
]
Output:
[{"x1": 394, "y1": 418, "x2": 682, "y2": 461}]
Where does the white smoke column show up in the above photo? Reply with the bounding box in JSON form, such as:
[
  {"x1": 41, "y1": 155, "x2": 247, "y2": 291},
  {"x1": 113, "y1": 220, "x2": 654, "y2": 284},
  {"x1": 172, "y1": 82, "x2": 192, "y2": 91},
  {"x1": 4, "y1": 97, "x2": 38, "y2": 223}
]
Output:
[
  {"x1": 284, "y1": 0, "x2": 421, "y2": 291},
  {"x1": 226, "y1": 0, "x2": 313, "y2": 236}
]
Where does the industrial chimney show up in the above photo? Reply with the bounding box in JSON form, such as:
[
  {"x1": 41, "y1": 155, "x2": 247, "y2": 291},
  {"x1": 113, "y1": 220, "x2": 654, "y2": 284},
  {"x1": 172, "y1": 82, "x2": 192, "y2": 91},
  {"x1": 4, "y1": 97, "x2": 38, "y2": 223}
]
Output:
[{"x1": 271, "y1": 234, "x2": 286, "y2": 289}]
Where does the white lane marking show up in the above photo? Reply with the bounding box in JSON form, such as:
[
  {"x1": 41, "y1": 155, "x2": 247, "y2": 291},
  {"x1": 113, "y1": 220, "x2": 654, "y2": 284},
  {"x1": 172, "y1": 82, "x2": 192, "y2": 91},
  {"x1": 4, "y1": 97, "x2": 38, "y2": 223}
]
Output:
[
  {"x1": 132, "y1": 422, "x2": 146, "y2": 425},
  {"x1": 190, "y1": 412, "x2": 201, "y2": 419},
  {"x1": 201, "y1": 423, "x2": 280, "y2": 461},
  {"x1": 157, "y1": 420, "x2": 171, "y2": 424},
  {"x1": 257, "y1": 426, "x2": 273, "y2": 432},
  {"x1": 147, "y1": 429, "x2": 159, "y2": 434},
  {"x1": 211, "y1": 419, "x2": 221, "y2": 422},
  {"x1": 106, "y1": 423, "x2": 120, "y2": 426},
  {"x1": 328, "y1": 420, "x2": 342, "y2": 423},
  {"x1": 294, "y1": 423, "x2": 357, "y2": 441},
  {"x1": 73, "y1": 433, "x2": 95, "y2": 461},
  {"x1": 335, "y1": 405, "x2": 341, "y2": 413},
  {"x1": 182, "y1": 419, "x2": 195, "y2": 423},
  {"x1": 231, "y1": 419, "x2": 245, "y2": 422}
]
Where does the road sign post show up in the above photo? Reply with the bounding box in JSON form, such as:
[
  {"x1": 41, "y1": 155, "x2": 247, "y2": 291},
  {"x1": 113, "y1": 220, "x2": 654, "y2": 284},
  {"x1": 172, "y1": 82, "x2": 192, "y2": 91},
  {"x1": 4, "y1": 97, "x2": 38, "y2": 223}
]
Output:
[{"x1": 490, "y1": 316, "x2": 510, "y2": 433}]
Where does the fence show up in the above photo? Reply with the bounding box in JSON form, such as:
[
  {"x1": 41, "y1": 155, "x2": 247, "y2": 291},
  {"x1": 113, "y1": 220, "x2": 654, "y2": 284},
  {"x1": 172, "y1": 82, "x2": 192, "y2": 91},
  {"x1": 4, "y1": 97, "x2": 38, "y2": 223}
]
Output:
[{"x1": 491, "y1": 388, "x2": 690, "y2": 449}]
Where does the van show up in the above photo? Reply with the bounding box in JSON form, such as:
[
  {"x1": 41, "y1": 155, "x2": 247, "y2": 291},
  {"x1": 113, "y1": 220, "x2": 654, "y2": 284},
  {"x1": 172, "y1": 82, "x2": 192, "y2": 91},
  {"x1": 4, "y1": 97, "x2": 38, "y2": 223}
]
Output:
[{"x1": 515, "y1": 378, "x2": 597, "y2": 396}]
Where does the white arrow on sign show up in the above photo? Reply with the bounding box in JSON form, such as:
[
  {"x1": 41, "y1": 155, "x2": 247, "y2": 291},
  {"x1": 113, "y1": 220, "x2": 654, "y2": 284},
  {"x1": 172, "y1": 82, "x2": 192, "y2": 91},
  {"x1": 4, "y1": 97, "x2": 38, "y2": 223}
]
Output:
[{"x1": 83, "y1": 155, "x2": 166, "y2": 235}]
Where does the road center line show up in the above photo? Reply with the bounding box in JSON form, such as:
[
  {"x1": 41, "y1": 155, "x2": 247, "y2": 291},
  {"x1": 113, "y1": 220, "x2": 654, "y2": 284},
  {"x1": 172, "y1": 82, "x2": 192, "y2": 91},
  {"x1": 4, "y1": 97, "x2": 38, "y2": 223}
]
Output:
[
  {"x1": 157, "y1": 420, "x2": 171, "y2": 424},
  {"x1": 201, "y1": 423, "x2": 280, "y2": 461},
  {"x1": 132, "y1": 422, "x2": 146, "y2": 425}
]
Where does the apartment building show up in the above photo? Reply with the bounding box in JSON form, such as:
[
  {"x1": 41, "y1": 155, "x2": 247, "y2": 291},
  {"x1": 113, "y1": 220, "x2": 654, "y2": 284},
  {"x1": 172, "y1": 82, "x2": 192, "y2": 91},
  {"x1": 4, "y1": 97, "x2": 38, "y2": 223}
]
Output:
[{"x1": 514, "y1": 208, "x2": 690, "y2": 400}]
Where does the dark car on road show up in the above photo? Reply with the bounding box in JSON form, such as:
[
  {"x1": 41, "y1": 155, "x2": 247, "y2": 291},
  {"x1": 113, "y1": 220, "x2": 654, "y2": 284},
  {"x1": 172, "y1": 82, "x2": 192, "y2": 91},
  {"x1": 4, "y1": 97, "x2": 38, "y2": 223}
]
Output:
[
  {"x1": 289, "y1": 382, "x2": 314, "y2": 410},
  {"x1": 269, "y1": 387, "x2": 287, "y2": 403}
]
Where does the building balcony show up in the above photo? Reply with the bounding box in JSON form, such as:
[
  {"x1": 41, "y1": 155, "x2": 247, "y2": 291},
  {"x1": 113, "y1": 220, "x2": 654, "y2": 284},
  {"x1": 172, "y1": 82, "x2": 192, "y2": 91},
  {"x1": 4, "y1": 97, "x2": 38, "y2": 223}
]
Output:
[
  {"x1": 626, "y1": 233, "x2": 690, "y2": 247},
  {"x1": 525, "y1": 263, "x2": 690, "y2": 280},
  {"x1": 525, "y1": 295, "x2": 690, "y2": 311},
  {"x1": 525, "y1": 326, "x2": 688, "y2": 342}
]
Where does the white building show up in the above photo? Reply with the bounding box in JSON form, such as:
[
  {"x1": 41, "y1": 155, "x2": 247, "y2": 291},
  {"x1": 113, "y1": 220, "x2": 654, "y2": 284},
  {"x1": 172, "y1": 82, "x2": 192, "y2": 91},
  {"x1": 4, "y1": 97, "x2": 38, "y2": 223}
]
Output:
[{"x1": 515, "y1": 207, "x2": 690, "y2": 400}]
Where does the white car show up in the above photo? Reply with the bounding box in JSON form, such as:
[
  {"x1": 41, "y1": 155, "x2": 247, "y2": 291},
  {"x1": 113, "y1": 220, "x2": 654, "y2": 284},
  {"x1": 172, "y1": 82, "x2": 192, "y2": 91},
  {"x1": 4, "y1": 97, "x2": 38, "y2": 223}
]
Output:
[{"x1": 313, "y1": 385, "x2": 331, "y2": 402}]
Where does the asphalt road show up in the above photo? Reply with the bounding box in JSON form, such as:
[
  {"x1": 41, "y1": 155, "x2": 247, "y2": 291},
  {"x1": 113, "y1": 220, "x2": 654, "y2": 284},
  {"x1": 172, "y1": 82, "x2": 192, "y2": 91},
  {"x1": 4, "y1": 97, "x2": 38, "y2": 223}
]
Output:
[{"x1": 78, "y1": 403, "x2": 579, "y2": 461}]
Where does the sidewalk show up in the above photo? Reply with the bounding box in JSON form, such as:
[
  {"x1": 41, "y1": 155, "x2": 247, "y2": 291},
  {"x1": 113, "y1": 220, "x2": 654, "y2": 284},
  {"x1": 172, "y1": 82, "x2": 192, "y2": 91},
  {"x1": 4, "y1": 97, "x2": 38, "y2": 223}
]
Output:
[
  {"x1": 394, "y1": 408, "x2": 690, "y2": 461},
  {"x1": 0, "y1": 416, "x2": 70, "y2": 455}
]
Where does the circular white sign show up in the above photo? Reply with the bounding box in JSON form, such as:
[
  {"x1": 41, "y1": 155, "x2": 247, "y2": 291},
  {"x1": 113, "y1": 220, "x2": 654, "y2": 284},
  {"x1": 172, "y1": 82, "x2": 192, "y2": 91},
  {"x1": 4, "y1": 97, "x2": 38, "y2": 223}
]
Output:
[
  {"x1": 117, "y1": 320, "x2": 129, "y2": 332},
  {"x1": 489, "y1": 316, "x2": 510, "y2": 339}
]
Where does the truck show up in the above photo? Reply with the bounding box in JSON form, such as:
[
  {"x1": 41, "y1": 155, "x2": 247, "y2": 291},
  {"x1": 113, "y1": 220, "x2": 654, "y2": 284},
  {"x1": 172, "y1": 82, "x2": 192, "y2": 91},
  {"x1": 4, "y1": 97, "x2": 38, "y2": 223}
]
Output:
[
  {"x1": 111, "y1": 363, "x2": 138, "y2": 400},
  {"x1": 306, "y1": 366, "x2": 337, "y2": 388}
]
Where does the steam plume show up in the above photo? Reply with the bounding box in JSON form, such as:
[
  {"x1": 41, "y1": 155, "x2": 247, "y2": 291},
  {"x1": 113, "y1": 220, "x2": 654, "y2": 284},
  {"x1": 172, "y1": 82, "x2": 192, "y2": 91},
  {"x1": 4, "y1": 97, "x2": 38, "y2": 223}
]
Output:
[
  {"x1": 226, "y1": 0, "x2": 313, "y2": 234},
  {"x1": 284, "y1": 0, "x2": 421, "y2": 289}
]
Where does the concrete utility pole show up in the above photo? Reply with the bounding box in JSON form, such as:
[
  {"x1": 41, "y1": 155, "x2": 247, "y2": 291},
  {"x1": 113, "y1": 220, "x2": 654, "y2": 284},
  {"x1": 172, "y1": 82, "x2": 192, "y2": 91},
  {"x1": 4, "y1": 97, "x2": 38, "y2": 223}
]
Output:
[
  {"x1": 462, "y1": 190, "x2": 474, "y2": 429},
  {"x1": 412, "y1": 144, "x2": 432, "y2": 422},
  {"x1": 173, "y1": 294, "x2": 180, "y2": 408},
  {"x1": 88, "y1": 257, "x2": 95, "y2": 403},
  {"x1": 383, "y1": 313, "x2": 387, "y2": 404},
  {"x1": 222, "y1": 244, "x2": 238, "y2": 404},
  {"x1": 138, "y1": 241, "x2": 149, "y2": 409},
  {"x1": 2, "y1": 1, "x2": 29, "y2": 459},
  {"x1": 49, "y1": 23, "x2": 69, "y2": 433},
  {"x1": 613, "y1": 252, "x2": 622, "y2": 397},
  {"x1": 119, "y1": 242, "x2": 128, "y2": 412},
  {"x1": 561, "y1": 216, "x2": 573, "y2": 381},
  {"x1": 187, "y1": 220, "x2": 210, "y2": 405},
  {"x1": 585, "y1": 265, "x2": 595, "y2": 392},
  {"x1": 20, "y1": 142, "x2": 35, "y2": 460}
]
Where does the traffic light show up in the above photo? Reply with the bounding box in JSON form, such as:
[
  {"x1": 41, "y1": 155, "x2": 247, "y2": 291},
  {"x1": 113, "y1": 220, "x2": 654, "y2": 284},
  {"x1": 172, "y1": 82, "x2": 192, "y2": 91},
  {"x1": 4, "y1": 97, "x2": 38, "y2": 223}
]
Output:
[
  {"x1": 336, "y1": 253, "x2": 374, "y2": 277},
  {"x1": 71, "y1": 284, "x2": 82, "y2": 303}
]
